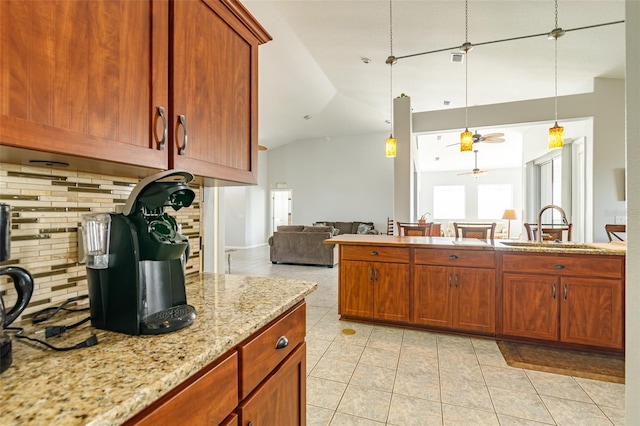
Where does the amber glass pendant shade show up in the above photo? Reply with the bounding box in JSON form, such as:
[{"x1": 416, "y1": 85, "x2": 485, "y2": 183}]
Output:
[
  {"x1": 548, "y1": 122, "x2": 564, "y2": 148},
  {"x1": 460, "y1": 129, "x2": 473, "y2": 152},
  {"x1": 386, "y1": 134, "x2": 397, "y2": 157}
]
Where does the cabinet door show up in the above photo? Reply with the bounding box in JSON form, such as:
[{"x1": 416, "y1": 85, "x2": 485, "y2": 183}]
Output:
[
  {"x1": 0, "y1": 0, "x2": 168, "y2": 169},
  {"x1": 373, "y1": 262, "x2": 410, "y2": 322},
  {"x1": 561, "y1": 277, "x2": 623, "y2": 349},
  {"x1": 340, "y1": 261, "x2": 373, "y2": 318},
  {"x1": 171, "y1": 0, "x2": 264, "y2": 182},
  {"x1": 502, "y1": 273, "x2": 559, "y2": 341},
  {"x1": 413, "y1": 265, "x2": 451, "y2": 327},
  {"x1": 238, "y1": 343, "x2": 306, "y2": 426},
  {"x1": 453, "y1": 267, "x2": 495, "y2": 333}
]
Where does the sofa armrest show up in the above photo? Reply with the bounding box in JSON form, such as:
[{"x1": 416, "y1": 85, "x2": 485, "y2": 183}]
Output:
[{"x1": 270, "y1": 231, "x2": 337, "y2": 266}]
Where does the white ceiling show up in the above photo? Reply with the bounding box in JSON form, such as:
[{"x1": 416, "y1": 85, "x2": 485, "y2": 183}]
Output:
[{"x1": 243, "y1": 1, "x2": 626, "y2": 171}]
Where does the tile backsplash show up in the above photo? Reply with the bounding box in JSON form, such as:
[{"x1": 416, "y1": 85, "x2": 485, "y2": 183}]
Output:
[{"x1": 0, "y1": 163, "x2": 201, "y2": 323}]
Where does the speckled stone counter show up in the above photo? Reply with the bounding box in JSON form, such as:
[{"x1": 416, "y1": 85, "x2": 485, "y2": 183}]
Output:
[
  {"x1": 327, "y1": 234, "x2": 626, "y2": 256},
  {"x1": 0, "y1": 273, "x2": 317, "y2": 426}
]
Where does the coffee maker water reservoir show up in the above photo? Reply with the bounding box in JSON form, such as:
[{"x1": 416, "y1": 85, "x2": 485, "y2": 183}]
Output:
[{"x1": 82, "y1": 170, "x2": 196, "y2": 335}]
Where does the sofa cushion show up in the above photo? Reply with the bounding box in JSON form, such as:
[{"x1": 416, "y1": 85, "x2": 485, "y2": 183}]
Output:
[
  {"x1": 277, "y1": 225, "x2": 305, "y2": 232},
  {"x1": 334, "y1": 222, "x2": 353, "y2": 235},
  {"x1": 356, "y1": 223, "x2": 372, "y2": 234},
  {"x1": 352, "y1": 221, "x2": 375, "y2": 234},
  {"x1": 303, "y1": 226, "x2": 335, "y2": 233}
]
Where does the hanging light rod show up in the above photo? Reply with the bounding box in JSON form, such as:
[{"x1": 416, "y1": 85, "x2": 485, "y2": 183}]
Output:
[{"x1": 393, "y1": 20, "x2": 624, "y2": 61}]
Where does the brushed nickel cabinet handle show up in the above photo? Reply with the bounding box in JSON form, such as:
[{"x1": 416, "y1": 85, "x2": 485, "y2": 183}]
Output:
[
  {"x1": 156, "y1": 106, "x2": 167, "y2": 150},
  {"x1": 455, "y1": 274, "x2": 459, "y2": 288},
  {"x1": 275, "y1": 336, "x2": 289, "y2": 349},
  {"x1": 177, "y1": 114, "x2": 188, "y2": 155},
  {"x1": 564, "y1": 283, "x2": 568, "y2": 300},
  {"x1": 374, "y1": 268, "x2": 379, "y2": 282},
  {"x1": 448, "y1": 272, "x2": 452, "y2": 287},
  {"x1": 552, "y1": 283, "x2": 556, "y2": 299},
  {"x1": 369, "y1": 267, "x2": 373, "y2": 282}
]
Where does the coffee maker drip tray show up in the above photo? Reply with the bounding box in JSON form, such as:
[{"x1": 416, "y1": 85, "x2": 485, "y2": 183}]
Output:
[{"x1": 140, "y1": 304, "x2": 197, "y2": 335}]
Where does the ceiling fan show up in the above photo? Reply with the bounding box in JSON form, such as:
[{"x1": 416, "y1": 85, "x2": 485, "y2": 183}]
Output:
[
  {"x1": 457, "y1": 150, "x2": 492, "y2": 177},
  {"x1": 447, "y1": 131, "x2": 505, "y2": 148}
]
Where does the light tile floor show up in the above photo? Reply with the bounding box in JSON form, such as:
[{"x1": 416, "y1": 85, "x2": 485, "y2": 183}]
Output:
[{"x1": 228, "y1": 246, "x2": 625, "y2": 426}]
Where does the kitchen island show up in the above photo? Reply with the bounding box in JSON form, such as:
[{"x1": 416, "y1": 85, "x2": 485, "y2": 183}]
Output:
[
  {"x1": 327, "y1": 235, "x2": 625, "y2": 353},
  {"x1": 0, "y1": 273, "x2": 316, "y2": 426}
]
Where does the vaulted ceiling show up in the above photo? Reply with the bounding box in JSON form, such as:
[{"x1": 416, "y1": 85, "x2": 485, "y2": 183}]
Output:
[{"x1": 244, "y1": 0, "x2": 626, "y2": 169}]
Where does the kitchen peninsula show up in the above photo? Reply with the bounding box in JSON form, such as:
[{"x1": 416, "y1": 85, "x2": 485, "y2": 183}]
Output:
[
  {"x1": 328, "y1": 235, "x2": 625, "y2": 353},
  {"x1": 0, "y1": 273, "x2": 316, "y2": 425}
]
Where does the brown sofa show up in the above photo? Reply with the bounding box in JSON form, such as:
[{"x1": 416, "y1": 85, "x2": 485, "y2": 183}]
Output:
[
  {"x1": 314, "y1": 221, "x2": 379, "y2": 235},
  {"x1": 268, "y1": 225, "x2": 338, "y2": 267}
]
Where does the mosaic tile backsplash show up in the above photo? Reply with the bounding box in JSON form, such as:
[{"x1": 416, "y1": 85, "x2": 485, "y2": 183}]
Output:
[{"x1": 0, "y1": 163, "x2": 202, "y2": 323}]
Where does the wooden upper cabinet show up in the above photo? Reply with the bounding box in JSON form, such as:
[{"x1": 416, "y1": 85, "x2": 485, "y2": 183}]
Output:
[
  {"x1": 0, "y1": 0, "x2": 169, "y2": 170},
  {"x1": 170, "y1": 0, "x2": 271, "y2": 182},
  {"x1": 1, "y1": 0, "x2": 271, "y2": 183}
]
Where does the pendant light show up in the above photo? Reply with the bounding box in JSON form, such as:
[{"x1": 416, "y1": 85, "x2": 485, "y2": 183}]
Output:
[
  {"x1": 548, "y1": 0, "x2": 565, "y2": 149},
  {"x1": 460, "y1": 0, "x2": 474, "y2": 152},
  {"x1": 385, "y1": 0, "x2": 397, "y2": 158}
]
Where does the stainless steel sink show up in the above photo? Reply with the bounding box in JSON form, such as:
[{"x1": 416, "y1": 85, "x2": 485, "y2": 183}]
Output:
[{"x1": 499, "y1": 241, "x2": 596, "y2": 250}]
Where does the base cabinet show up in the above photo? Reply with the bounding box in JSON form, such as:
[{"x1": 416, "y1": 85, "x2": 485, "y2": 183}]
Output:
[
  {"x1": 126, "y1": 303, "x2": 307, "y2": 426},
  {"x1": 501, "y1": 253, "x2": 624, "y2": 350},
  {"x1": 339, "y1": 246, "x2": 410, "y2": 322},
  {"x1": 413, "y1": 265, "x2": 495, "y2": 333},
  {"x1": 238, "y1": 343, "x2": 306, "y2": 426}
]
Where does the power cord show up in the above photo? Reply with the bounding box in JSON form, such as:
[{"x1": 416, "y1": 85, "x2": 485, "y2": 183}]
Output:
[
  {"x1": 6, "y1": 295, "x2": 99, "y2": 351},
  {"x1": 7, "y1": 327, "x2": 98, "y2": 351}
]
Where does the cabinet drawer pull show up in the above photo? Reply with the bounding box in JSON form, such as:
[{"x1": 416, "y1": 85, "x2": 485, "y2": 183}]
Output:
[
  {"x1": 449, "y1": 254, "x2": 458, "y2": 260},
  {"x1": 177, "y1": 114, "x2": 188, "y2": 155},
  {"x1": 156, "y1": 106, "x2": 167, "y2": 150},
  {"x1": 554, "y1": 264, "x2": 565, "y2": 269},
  {"x1": 564, "y1": 283, "x2": 568, "y2": 300},
  {"x1": 552, "y1": 283, "x2": 556, "y2": 299},
  {"x1": 275, "y1": 336, "x2": 289, "y2": 350},
  {"x1": 454, "y1": 274, "x2": 459, "y2": 288},
  {"x1": 370, "y1": 251, "x2": 379, "y2": 256}
]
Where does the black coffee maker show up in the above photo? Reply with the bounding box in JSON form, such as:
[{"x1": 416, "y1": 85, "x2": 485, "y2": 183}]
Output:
[
  {"x1": 82, "y1": 170, "x2": 196, "y2": 336},
  {"x1": 1, "y1": 203, "x2": 35, "y2": 374}
]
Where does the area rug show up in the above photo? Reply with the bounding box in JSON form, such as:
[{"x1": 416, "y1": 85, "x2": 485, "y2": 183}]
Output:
[{"x1": 497, "y1": 341, "x2": 625, "y2": 384}]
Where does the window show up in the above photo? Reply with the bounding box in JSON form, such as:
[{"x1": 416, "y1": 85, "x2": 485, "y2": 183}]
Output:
[
  {"x1": 433, "y1": 185, "x2": 465, "y2": 219},
  {"x1": 478, "y1": 184, "x2": 513, "y2": 219}
]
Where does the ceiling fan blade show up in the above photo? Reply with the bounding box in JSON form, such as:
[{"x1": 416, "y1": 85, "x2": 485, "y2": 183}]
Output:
[
  {"x1": 482, "y1": 138, "x2": 506, "y2": 143},
  {"x1": 481, "y1": 133, "x2": 504, "y2": 139}
]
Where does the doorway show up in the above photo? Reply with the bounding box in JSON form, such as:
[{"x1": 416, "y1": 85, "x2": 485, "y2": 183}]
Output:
[{"x1": 270, "y1": 189, "x2": 292, "y2": 234}]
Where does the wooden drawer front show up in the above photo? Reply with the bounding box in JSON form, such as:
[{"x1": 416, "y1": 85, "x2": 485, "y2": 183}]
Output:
[
  {"x1": 239, "y1": 302, "x2": 306, "y2": 400},
  {"x1": 342, "y1": 245, "x2": 410, "y2": 263},
  {"x1": 128, "y1": 352, "x2": 238, "y2": 426},
  {"x1": 415, "y1": 248, "x2": 495, "y2": 268},
  {"x1": 502, "y1": 254, "x2": 623, "y2": 278}
]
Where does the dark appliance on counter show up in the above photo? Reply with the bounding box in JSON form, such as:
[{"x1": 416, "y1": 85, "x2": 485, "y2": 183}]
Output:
[
  {"x1": 1, "y1": 203, "x2": 35, "y2": 374},
  {"x1": 82, "y1": 170, "x2": 196, "y2": 336}
]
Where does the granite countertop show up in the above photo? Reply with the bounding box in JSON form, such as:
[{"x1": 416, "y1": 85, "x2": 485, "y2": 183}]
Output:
[
  {"x1": 326, "y1": 234, "x2": 626, "y2": 256},
  {"x1": 0, "y1": 273, "x2": 317, "y2": 426}
]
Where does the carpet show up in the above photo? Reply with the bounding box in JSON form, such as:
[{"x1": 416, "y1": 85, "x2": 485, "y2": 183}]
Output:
[{"x1": 497, "y1": 341, "x2": 625, "y2": 384}]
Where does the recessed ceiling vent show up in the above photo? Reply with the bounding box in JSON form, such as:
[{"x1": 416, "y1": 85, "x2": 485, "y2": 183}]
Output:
[{"x1": 450, "y1": 52, "x2": 465, "y2": 63}]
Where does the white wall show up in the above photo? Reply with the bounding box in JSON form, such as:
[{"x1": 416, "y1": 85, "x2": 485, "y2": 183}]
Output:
[
  {"x1": 420, "y1": 168, "x2": 523, "y2": 237},
  {"x1": 266, "y1": 132, "x2": 394, "y2": 233},
  {"x1": 224, "y1": 150, "x2": 269, "y2": 249},
  {"x1": 625, "y1": 0, "x2": 639, "y2": 422}
]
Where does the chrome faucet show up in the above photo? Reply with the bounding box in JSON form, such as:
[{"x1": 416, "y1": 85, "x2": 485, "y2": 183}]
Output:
[{"x1": 536, "y1": 204, "x2": 568, "y2": 243}]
